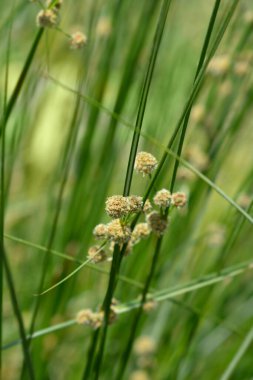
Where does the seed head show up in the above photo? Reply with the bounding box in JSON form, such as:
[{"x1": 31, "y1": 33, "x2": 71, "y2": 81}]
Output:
[
  {"x1": 105, "y1": 195, "x2": 129, "y2": 219},
  {"x1": 146, "y1": 211, "x2": 168, "y2": 236},
  {"x1": 131, "y1": 223, "x2": 151, "y2": 245},
  {"x1": 171, "y1": 192, "x2": 187, "y2": 208},
  {"x1": 143, "y1": 199, "x2": 152, "y2": 214},
  {"x1": 36, "y1": 9, "x2": 58, "y2": 28},
  {"x1": 127, "y1": 195, "x2": 143, "y2": 213},
  {"x1": 107, "y1": 219, "x2": 131, "y2": 244},
  {"x1": 70, "y1": 32, "x2": 87, "y2": 49},
  {"x1": 135, "y1": 152, "x2": 158, "y2": 176},
  {"x1": 153, "y1": 189, "x2": 172, "y2": 208},
  {"x1": 87, "y1": 245, "x2": 107, "y2": 264},
  {"x1": 76, "y1": 309, "x2": 103, "y2": 329},
  {"x1": 93, "y1": 223, "x2": 108, "y2": 240}
]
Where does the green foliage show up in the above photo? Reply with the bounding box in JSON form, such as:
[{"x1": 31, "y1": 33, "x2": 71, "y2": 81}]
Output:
[{"x1": 1, "y1": 0, "x2": 253, "y2": 379}]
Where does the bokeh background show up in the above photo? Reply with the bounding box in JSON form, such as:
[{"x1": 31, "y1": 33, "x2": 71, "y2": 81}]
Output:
[{"x1": 1, "y1": 0, "x2": 253, "y2": 379}]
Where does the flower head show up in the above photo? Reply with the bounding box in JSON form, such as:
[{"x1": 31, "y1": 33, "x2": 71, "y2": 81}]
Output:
[
  {"x1": 93, "y1": 223, "x2": 108, "y2": 240},
  {"x1": 87, "y1": 246, "x2": 107, "y2": 264},
  {"x1": 70, "y1": 32, "x2": 87, "y2": 49},
  {"x1": 107, "y1": 219, "x2": 131, "y2": 244},
  {"x1": 135, "y1": 152, "x2": 158, "y2": 176},
  {"x1": 76, "y1": 309, "x2": 103, "y2": 329},
  {"x1": 105, "y1": 195, "x2": 129, "y2": 219},
  {"x1": 171, "y1": 192, "x2": 187, "y2": 208},
  {"x1": 153, "y1": 189, "x2": 172, "y2": 208},
  {"x1": 131, "y1": 223, "x2": 151, "y2": 245},
  {"x1": 143, "y1": 199, "x2": 152, "y2": 214},
  {"x1": 127, "y1": 195, "x2": 143, "y2": 213},
  {"x1": 36, "y1": 9, "x2": 58, "y2": 28},
  {"x1": 146, "y1": 211, "x2": 168, "y2": 236}
]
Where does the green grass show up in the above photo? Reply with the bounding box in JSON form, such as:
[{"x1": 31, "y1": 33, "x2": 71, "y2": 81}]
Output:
[{"x1": 1, "y1": 0, "x2": 253, "y2": 379}]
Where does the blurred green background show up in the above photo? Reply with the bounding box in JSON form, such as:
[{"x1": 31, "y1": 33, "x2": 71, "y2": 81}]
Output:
[{"x1": 1, "y1": 0, "x2": 253, "y2": 379}]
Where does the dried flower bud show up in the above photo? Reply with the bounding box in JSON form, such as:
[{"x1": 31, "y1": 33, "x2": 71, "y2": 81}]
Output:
[
  {"x1": 127, "y1": 195, "x2": 143, "y2": 213},
  {"x1": 36, "y1": 9, "x2": 58, "y2": 28},
  {"x1": 70, "y1": 32, "x2": 87, "y2": 49},
  {"x1": 171, "y1": 192, "x2": 187, "y2": 208},
  {"x1": 107, "y1": 219, "x2": 131, "y2": 244},
  {"x1": 131, "y1": 223, "x2": 151, "y2": 245},
  {"x1": 93, "y1": 224, "x2": 108, "y2": 240},
  {"x1": 105, "y1": 195, "x2": 129, "y2": 219},
  {"x1": 143, "y1": 199, "x2": 152, "y2": 214},
  {"x1": 146, "y1": 211, "x2": 168, "y2": 236},
  {"x1": 76, "y1": 309, "x2": 103, "y2": 329},
  {"x1": 87, "y1": 245, "x2": 107, "y2": 264},
  {"x1": 135, "y1": 152, "x2": 158, "y2": 176},
  {"x1": 153, "y1": 189, "x2": 172, "y2": 208}
]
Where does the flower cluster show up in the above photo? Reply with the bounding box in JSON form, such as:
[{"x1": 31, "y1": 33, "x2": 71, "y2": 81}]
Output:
[
  {"x1": 35, "y1": 1, "x2": 87, "y2": 50},
  {"x1": 91, "y1": 152, "x2": 187, "y2": 260},
  {"x1": 76, "y1": 301, "x2": 117, "y2": 329}
]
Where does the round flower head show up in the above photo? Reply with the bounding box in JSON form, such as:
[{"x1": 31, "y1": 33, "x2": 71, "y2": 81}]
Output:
[
  {"x1": 171, "y1": 192, "x2": 187, "y2": 208},
  {"x1": 107, "y1": 219, "x2": 131, "y2": 244},
  {"x1": 36, "y1": 9, "x2": 58, "y2": 28},
  {"x1": 131, "y1": 223, "x2": 151, "y2": 245},
  {"x1": 146, "y1": 211, "x2": 168, "y2": 236},
  {"x1": 143, "y1": 199, "x2": 152, "y2": 214},
  {"x1": 87, "y1": 246, "x2": 107, "y2": 264},
  {"x1": 153, "y1": 189, "x2": 172, "y2": 208},
  {"x1": 134, "y1": 152, "x2": 158, "y2": 176},
  {"x1": 93, "y1": 223, "x2": 108, "y2": 240},
  {"x1": 76, "y1": 309, "x2": 103, "y2": 329},
  {"x1": 127, "y1": 195, "x2": 143, "y2": 213},
  {"x1": 70, "y1": 32, "x2": 87, "y2": 49},
  {"x1": 105, "y1": 195, "x2": 129, "y2": 219}
]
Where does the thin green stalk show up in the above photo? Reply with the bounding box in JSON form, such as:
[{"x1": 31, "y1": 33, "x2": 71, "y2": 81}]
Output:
[
  {"x1": 220, "y1": 326, "x2": 253, "y2": 380},
  {"x1": 140, "y1": 0, "x2": 240, "y2": 207},
  {"x1": 3, "y1": 258, "x2": 253, "y2": 352},
  {"x1": 46, "y1": 76, "x2": 253, "y2": 225},
  {"x1": 92, "y1": 245, "x2": 122, "y2": 380},
  {"x1": 169, "y1": 0, "x2": 221, "y2": 193},
  {"x1": 123, "y1": 0, "x2": 172, "y2": 196},
  {"x1": 90, "y1": 2, "x2": 173, "y2": 378},
  {"x1": 0, "y1": 9, "x2": 13, "y2": 371},
  {"x1": 0, "y1": 28, "x2": 44, "y2": 136},
  {"x1": 3, "y1": 250, "x2": 35, "y2": 379},
  {"x1": 115, "y1": 237, "x2": 163, "y2": 380}
]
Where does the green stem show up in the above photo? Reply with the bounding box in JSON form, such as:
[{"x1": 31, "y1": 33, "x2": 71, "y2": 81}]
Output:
[
  {"x1": 3, "y1": 250, "x2": 35, "y2": 379},
  {"x1": 169, "y1": 0, "x2": 221, "y2": 193},
  {"x1": 0, "y1": 28, "x2": 44, "y2": 136},
  {"x1": 115, "y1": 237, "x2": 163, "y2": 379}
]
